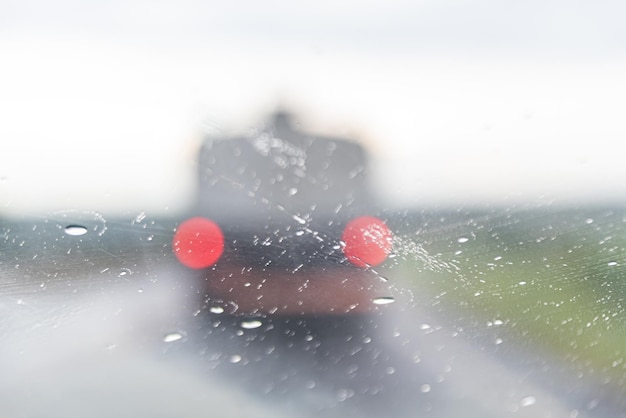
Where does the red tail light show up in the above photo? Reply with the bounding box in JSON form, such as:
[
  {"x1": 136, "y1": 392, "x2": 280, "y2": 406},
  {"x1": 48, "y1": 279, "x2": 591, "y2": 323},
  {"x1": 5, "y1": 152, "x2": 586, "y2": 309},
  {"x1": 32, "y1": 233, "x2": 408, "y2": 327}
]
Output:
[
  {"x1": 342, "y1": 216, "x2": 393, "y2": 268},
  {"x1": 172, "y1": 217, "x2": 224, "y2": 269}
]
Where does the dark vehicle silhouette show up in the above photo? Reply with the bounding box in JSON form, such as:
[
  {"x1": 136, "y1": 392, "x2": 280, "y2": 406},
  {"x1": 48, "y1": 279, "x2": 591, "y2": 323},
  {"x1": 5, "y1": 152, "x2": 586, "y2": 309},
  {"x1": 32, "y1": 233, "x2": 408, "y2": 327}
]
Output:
[{"x1": 173, "y1": 112, "x2": 394, "y2": 315}]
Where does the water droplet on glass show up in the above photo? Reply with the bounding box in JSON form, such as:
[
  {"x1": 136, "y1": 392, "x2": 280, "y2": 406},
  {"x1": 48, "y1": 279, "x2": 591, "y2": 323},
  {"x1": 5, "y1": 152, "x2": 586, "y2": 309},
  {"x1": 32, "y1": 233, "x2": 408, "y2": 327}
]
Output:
[
  {"x1": 373, "y1": 296, "x2": 395, "y2": 305},
  {"x1": 336, "y1": 388, "x2": 355, "y2": 402},
  {"x1": 520, "y1": 396, "x2": 536, "y2": 407},
  {"x1": 134, "y1": 212, "x2": 147, "y2": 223},
  {"x1": 229, "y1": 354, "x2": 242, "y2": 363},
  {"x1": 64, "y1": 225, "x2": 88, "y2": 236},
  {"x1": 240, "y1": 319, "x2": 263, "y2": 329},
  {"x1": 55, "y1": 210, "x2": 108, "y2": 236},
  {"x1": 210, "y1": 306, "x2": 225, "y2": 314},
  {"x1": 163, "y1": 332, "x2": 183, "y2": 342},
  {"x1": 118, "y1": 268, "x2": 132, "y2": 277},
  {"x1": 420, "y1": 384, "x2": 431, "y2": 393}
]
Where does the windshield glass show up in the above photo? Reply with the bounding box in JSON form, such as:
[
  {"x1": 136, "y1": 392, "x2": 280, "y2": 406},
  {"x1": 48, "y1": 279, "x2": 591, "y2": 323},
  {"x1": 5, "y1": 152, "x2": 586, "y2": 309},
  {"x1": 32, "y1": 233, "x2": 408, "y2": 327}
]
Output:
[{"x1": 2, "y1": 1, "x2": 626, "y2": 417}]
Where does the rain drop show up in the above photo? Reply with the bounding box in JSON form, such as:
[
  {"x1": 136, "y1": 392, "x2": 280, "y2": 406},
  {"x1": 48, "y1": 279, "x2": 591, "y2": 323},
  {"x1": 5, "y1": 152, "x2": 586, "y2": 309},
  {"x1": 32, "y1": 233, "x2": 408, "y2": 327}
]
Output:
[
  {"x1": 457, "y1": 237, "x2": 469, "y2": 243},
  {"x1": 118, "y1": 268, "x2": 132, "y2": 277},
  {"x1": 229, "y1": 354, "x2": 242, "y2": 363},
  {"x1": 373, "y1": 296, "x2": 395, "y2": 305},
  {"x1": 520, "y1": 396, "x2": 536, "y2": 407},
  {"x1": 163, "y1": 332, "x2": 183, "y2": 342},
  {"x1": 336, "y1": 388, "x2": 355, "y2": 402},
  {"x1": 64, "y1": 225, "x2": 88, "y2": 236},
  {"x1": 134, "y1": 212, "x2": 147, "y2": 223},
  {"x1": 210, "y1": 306, "x2": 225, "y2": 314},
  {"x1": 240, "y1": 319, "x2": 263, "y2": 329}
]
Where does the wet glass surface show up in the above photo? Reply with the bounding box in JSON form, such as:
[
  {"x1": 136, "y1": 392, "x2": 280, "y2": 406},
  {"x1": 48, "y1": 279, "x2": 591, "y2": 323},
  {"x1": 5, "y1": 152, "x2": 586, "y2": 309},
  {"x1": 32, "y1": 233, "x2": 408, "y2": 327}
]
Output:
[
  {"x1": 3, "y1": 206, "x2": 626, "y2": 417},
  {"x1": 3, "y1": 2, "x2": 626, "y2": 417}
]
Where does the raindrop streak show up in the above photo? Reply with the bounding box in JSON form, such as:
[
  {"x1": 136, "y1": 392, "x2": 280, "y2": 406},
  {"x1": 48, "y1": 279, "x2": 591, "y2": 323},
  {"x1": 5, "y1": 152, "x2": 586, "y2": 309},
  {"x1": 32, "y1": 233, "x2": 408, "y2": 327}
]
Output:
[
  {"x1": 134, "y1": 212, "x2": 147, "y2": 223},
  {"x1": 393, "y1": 237, "x2": 459, "y2": 274},
  {"x1": 210, "y1": 306, "x2": 225, "y2": 314},
  {"x1": 64, "y1": 225, "x2": 88, "y2": 236},
  {"x1": 163, "y1": 332, "x2": 183, "y2": 342},
  {"x1": 229, "y1": 354, "x2": 242, "y2": 363},
  {"x1": 373, "y1": 296, "x2": 395, "y2": 305},
  {"x1": 240, "y1": 319, "x2": 263, "y2": 329},
  {"x1": 520, "y1": 396, "x2": 536, "y2": 407}
]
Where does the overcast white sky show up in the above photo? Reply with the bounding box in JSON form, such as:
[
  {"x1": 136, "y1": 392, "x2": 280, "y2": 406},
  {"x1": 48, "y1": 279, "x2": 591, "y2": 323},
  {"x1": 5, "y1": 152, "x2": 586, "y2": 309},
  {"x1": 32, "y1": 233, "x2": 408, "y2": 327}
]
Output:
[{"x1": 2, "y1": 0, "x2": 626, "y2": 216}]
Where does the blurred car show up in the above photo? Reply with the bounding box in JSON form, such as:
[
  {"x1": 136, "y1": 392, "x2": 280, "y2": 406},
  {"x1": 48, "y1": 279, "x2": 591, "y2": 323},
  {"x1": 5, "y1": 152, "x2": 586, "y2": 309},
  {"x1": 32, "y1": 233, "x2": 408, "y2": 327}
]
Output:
[{"x1": 172, "y1": 111, "x2": 395, "y2": 316}]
